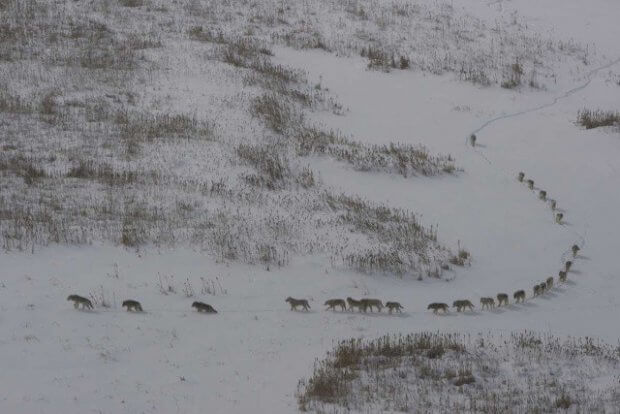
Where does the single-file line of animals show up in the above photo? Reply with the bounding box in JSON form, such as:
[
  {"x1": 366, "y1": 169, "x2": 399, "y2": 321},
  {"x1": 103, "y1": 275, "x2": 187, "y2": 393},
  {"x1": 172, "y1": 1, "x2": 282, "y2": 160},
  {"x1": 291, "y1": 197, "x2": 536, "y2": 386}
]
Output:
[
  {"x1": 67, "y1": 295, "x2": 218, "y2": 314},
  {"x1": 66, "y1": 171, "x2": 583, "y2": 317},
  {"x1": 517, "y1": 171, "x2": 565, "y2": 224},
  {"x1": 427, "y1": 257, "x2": 576, "y2": 314},
  {"x1": 66, "y1": 245, "x2": 578, "y2": 316}
]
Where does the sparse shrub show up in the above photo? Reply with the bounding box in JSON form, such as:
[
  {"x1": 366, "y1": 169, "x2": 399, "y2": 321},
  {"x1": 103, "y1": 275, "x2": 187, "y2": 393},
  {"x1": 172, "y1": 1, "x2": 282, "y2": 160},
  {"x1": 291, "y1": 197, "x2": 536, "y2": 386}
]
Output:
[
  {"x1": 157, "y1": 273, "x2": 176, "y2": 295},
  {"x1": 501, "y1": 61, "x2": 524, "y2": 89},
  {"x1": 117, "y1": 111, "x2": 213, "y2": 143},
  {"x1": 188, "y1": 26, "x2": 225, "y2": 43},
  {"x1": 555, "y1": 393, "x2": 572, "y2": 409},
  {"x1": 67, "y1": 161, "x2": 137, "y2": 186},
  {"x1": 294, "y1": 127, "x2": 347, "y2": 156},
  {"x1": 399, "y1": 56, "x2": 410, "y2": 69},
  {"x1": 119, "y1": 0, "x2": 145, "y2": 7},
  {"x1": 326, "y1": 193, "x2": 451, "y2": 277},
  {"x1": 297, "y1": 332, "x2": 620, "y2": 413},
  {"x1": 182, "y1": 278, "x2": 195, "y2": 297},
  {"x1": 453, "y1": 373, "x2": 475, "y2": 386},
  {"x1": 79, "y1": 40, "x2": 137, "y2": 70},
  {"x1": 0, "y1": 156, "x2": 47, "y2": 185},
  {"x1": 89, "y1": 285, "x2": 112, "y2": 308},
  {"x1": 126, "y1": 32, "x2": 161, "y2": 49},
  {"x1": 250, "y1": 94, "x2": 294, "y2": 133},
  {"x1": 120, "y1": 218, "x2": 142, "y2": 247},
  {"x1": 577, "y1": 109, "x2": 620, "y2": 129},
  {"x1": 449, "y1": 245, "x2": 471, "y2": 267},
  {"x1": 236, "y1": 143, "x2": 289, "y2": 190},
  {"x1": 0, "y1": 90, "x2": 31, "y2": 113},
  {"x1": 220, "y1": 37, "x2": 270, "y2": 68},
  {"x1": 39, "y1": 90, "x2": 59, "y2": 116},
  {"x1": 365, "y1": 47, "x2": 392, "y2": 71},
  {"x1": 295, "y1": 166, "x2": 315, "y2": 189},
  {"x1": 294, "y1": 125, "x2": 458, "y2": 177},
  {"x1": 200, "y1": 277, "x2": 227, "y2": 295}
]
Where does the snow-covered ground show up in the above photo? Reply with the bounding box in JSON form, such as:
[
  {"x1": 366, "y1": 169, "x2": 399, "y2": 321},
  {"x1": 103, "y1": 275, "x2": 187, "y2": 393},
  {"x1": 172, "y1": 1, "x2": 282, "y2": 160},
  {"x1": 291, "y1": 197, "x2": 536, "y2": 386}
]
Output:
[{"x1": 1, "y1": 0, "x2": 620, "y2": 413}]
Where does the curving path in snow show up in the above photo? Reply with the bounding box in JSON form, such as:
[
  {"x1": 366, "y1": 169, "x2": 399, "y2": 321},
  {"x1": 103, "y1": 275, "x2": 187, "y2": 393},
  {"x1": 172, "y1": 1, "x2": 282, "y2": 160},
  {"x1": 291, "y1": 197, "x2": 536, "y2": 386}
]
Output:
[
  {"x1": 274, "y1": 44, "x2": 620, "y2": 340},
  {"x1": 2, "y1": 2, "x2": 620, "y2": 412}
]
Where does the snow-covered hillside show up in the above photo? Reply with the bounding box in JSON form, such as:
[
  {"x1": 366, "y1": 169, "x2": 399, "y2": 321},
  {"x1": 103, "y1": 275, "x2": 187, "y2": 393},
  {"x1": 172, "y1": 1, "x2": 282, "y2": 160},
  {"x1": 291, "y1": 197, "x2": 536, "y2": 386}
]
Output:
[{"x1": 1, "y1": 0, "x2": 619, "y2": 413}]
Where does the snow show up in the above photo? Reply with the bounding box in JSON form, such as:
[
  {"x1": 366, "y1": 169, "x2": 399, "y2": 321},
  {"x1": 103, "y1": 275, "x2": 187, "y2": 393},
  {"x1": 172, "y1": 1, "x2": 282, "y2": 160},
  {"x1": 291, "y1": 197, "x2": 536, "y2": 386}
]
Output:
[{"x1": 1, "y1": 0, "x2": 620, "y2": 413}]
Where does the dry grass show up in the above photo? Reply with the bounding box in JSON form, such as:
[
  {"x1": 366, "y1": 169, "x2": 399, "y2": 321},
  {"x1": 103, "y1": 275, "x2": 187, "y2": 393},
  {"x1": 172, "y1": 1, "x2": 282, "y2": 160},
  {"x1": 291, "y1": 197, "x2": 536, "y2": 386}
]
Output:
[
  {"x1": 0, "y1": 0, "x2": 458, "y2": 280},
  {"x1": 297, "y1": 332, "x2": 620, "y2": 413},
  {"x1": 577, "y1": 109, "x2": 620, "y2": 130}
]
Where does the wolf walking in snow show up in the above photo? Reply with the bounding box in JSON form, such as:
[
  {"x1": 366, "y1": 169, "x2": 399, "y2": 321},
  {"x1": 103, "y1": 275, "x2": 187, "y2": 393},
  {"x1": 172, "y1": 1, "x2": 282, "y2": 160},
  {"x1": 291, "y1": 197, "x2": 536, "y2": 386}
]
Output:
[
  {"x1": 539, "y1": 190, "x2": 547, "y2": 201},
  {"x1": 559, "y1": 271, "x2": 567, "y2": 282},
  {"x1": 546, "y1": 277, "x2": 554, "y2": 290},
  {"x1": 67, "y1": 294, "x2": 93, "y2": 310},
  {"x1": 427, "y1": 302, "x2": 449, "y2": 314},
  {"x1": 496, "y1": 293, "x2": 509, "y2": 306},
  {"x1": 122, "y1": 299, "x2": 143, "y2": 312},
  {"x1": 324, "y1": 299, "x2": 346, "y2": 311},
  {"x1": 285, "y1": 297, "x2": 310, "y2": 311},
  {"x1": 192, "y1": 301, "x2": 217, "y2": 313},
  {"x1": 385, "y1": 301, "x2": 403, "y2": 314},
  {"x1": 361, "y1": 298, "x2": 383, "y2": 312},
  {"x1": 346, "y1": 297, "x2": 365, "y2": 312},
  {"x1": 453, "y1": 299, "x2": 474, "y2": 312},
  {"x1": 513, "y1": 290, "x2": 526, "y2": 303},
  {"x1": 480, "y1": 297, "x2": 495, "y2": 309},
  {"x1": 469, "y1": 134, "x2": 476, "y2": 147},
  {"x1": 527, "y1": 179, "x2": 535, "y2": 189}
]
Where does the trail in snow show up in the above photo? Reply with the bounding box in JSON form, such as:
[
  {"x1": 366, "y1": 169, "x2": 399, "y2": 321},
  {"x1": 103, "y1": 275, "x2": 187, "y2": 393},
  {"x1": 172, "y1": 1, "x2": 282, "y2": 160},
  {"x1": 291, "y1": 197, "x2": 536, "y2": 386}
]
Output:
[
  {"x1": 468, "y1": 56, "x2": 620, "y2": 168},
  {"x1": 467, "y1": 57, "x2": 619, "y2": 257},
  {"x1": 469, "y1": 57, "x2": 620, "y2": 138}
]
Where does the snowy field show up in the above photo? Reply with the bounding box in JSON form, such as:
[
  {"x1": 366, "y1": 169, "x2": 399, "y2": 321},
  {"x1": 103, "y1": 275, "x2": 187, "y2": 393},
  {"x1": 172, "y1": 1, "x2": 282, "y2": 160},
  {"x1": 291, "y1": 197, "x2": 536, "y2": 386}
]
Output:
[{"x1": 1, "y1": 0, "x2": 620, "y2": 413}]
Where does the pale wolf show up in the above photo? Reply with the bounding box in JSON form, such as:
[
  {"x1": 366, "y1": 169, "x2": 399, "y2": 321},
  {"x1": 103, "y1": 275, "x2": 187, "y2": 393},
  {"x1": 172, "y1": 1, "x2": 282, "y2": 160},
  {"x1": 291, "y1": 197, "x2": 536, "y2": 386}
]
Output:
[
  {"x1": 533, "y1": 284, "x2": 541, "y2": 297},
  {"x1": 361, "y1": 298, "x2": 383, "y2": 313},
  {"x1": 555, "y1": 213, "x2": 563, "y2": 224},
  {"x1": 496, "y1": 293, "x2": 509, "y2": 306},
  {"x1": 427, "y1": 302, "x2": 449, "y2": 314},
  {"x1": 346, "y1": 297, "x2": 365, "y2": 312},
  {"x1": 385, "y1": 301, "x2": 403, "y2": 314},
  {"x1": 517, "y1": 172, "x2": 525, "y2": 182},
  {"x1": 549, "y1": 199, "x2": 556, "y2": 211},
  {"x1": 527, "y1": 179, "x2": 534, "y2": 189},
  {"x1": 285, "y1": 297, "x2": 310, "y2": 311},
  {"x1": 453, "y1": 300, "x2": 474, "y2": 312},
  {"x1": 469, "y1": 134, "x2": 476, "y2": 147},
  {"x1": 514, "y1": 290, "x2": 526, "y2": 303},
  {"x1": 480, "y1": 297, "x2": 495, "y2": 310},
  {"x1": 564, "y1": 261, "x2": 573, "y2": 272},
  {"x1": 67, "y1": 294, "x2": 93, "y2": 310},
  {"x1": 571, "y1": 244, "x2": 580, "y2": 257},
  {"x1": 324, "y1": 299, "x2": 346, "y2": 311},
  {"x1": 191, "y1": 301, "x2": 217, "y2": 313},
  {"x1": 122, "y1": 299, "x2": 143, "y2": 312}
]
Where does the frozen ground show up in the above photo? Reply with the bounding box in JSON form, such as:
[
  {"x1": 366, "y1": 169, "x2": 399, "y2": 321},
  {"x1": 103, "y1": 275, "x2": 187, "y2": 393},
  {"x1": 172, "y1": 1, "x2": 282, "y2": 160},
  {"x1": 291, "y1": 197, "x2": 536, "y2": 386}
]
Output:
[{"x1": 1, "y1": 0, "x2": 620, "y2": 413}]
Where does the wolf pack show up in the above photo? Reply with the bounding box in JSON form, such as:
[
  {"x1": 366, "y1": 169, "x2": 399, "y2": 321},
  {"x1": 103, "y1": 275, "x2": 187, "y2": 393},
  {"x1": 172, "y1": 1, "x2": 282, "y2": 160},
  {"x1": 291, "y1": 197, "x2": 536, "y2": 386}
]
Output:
[
  {"x1": 67, "y1": 295, "x2": 217, "y2": 314},
  {"x1": 66, "y1": 171, "x2": 582, "y2": 318},
  {"x1": 66, "y1": 243, "x2": 580, "y2": 317}
]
